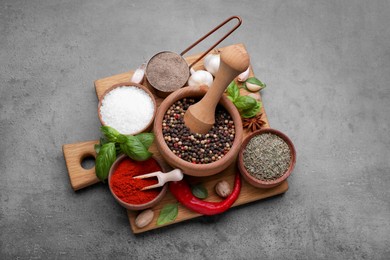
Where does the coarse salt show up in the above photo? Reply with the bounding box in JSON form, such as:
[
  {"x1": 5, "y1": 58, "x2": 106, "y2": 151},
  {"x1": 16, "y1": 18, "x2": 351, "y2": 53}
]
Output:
[{"x1": 100, "y1": 86, "x2": 154, "y2": 134}]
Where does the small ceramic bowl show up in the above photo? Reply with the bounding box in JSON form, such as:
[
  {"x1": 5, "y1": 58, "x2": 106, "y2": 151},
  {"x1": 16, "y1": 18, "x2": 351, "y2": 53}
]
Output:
[
  {"x1": 108, "y1": 154, "x2": 168, "y2": 211},
  {"x1": 97, "y1": 82, "x2": 157, "y2": 135},
  {"x1": 238, "y1": 128, "x2": 296, "y2": 189}
]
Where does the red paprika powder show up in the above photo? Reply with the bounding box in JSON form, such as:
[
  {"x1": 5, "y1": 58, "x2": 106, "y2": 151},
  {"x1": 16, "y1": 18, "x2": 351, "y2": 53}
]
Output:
[{"x1": 110, "y1": 157, "x2": 162, "y2": 204}]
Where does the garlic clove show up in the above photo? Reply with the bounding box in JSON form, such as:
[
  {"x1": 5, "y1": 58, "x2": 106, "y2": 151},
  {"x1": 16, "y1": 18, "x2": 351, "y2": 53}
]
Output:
[
  {"x1": 245, "y1": 77, "x2": 266, "y2": 92},
  {"x1": 204, "y1": 53, "x2": 220, "y2": 76},
  {"x1": 246, "y1": 82, "x2": 264, "y2": 92},
  {"x1": 237, "y1": 67, "x2": 250, "y2": 82}
]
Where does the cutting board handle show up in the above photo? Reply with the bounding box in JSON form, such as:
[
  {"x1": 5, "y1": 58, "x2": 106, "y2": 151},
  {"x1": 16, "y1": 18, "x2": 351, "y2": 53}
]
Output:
[{"x1": 62, "y1": 141, "x2": 99, "y2": 191}]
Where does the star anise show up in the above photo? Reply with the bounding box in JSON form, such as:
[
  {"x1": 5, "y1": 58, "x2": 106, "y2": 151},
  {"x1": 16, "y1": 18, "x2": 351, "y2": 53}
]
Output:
[{"x1": 242, "y1": 114, "x2": 266, "y2": 132}]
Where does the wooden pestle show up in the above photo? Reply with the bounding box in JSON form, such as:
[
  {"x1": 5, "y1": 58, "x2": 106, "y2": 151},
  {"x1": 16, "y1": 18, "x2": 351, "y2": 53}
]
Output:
[{"x1": 184, "y1": 45, "x2": 250, "y2": 134}]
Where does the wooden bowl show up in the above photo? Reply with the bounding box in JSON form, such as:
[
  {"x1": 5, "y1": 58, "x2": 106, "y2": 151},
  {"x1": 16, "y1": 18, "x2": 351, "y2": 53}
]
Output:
[
  {"x1": 108, "y1": 154, "x2": 168, "y2": 211},
  {"x1": 97, "y1": 82, "x2": 157, "y2": 135},
  {"x1": 154, "y1": 86, "x2": 243, "y2": 177},
  {"x1": 238, "y1": 128, "x2": 296, "y2": 188}
]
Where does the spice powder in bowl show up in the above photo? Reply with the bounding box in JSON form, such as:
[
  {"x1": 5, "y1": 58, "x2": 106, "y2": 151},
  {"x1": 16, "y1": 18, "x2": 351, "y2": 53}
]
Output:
[
  {"x1": 99, "y1": 85, "x2": 155, "y2": 135},
  {"x1": 109, "y1": 156, "x2": 166, "y2": 210},
  {"x1": 146, "y1": 51, "x2": 190, "y2": 96},
  {"x1": 239, "y1": 129, "x2": 296, "y2": 188}
]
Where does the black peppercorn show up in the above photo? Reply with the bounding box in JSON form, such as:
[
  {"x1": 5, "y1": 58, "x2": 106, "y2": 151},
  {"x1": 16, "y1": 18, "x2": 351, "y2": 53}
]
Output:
[{"x1": 162, "y1": 98, "x2": 235, "y2": 164}]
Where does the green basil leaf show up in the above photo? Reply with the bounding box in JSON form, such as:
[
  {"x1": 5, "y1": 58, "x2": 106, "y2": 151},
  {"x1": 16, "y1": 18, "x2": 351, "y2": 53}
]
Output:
[
  {"x1": 227, "y1": 81, "x2": 239, "y2": 102},
  {"x1": 115, "y1": 143, "x2": 122, "y2": 155},
  {"x1": 257, "y1": 100, "x2": 262, "y2": 110},
  {"x1": 94, "y1": 137, "x2": 111, "y2": 155},
  {"x1": 95, "y1": 142, "x2": 116, "y2": 181},
  {"x1": 241, "y1": 101, "x2": 262, "y2": 118},
  {"x1": 120, "y1": 135, "x2": 152, "y2": 161},
  {"x1": 246, "y1": 77, "x2": 266, "y2": 89},
  {"x1": 135, "y1": 133, "x2": 155, "y2": 149},
  {"x1": 101, "y1": 126, "x2": 120, "y2": 142},
  {"x1": 94, "y1": 144, "x2": 101, "y2": 154},
  {"x1": 227, "y1": 96, "x2": 234, "y2": 102},
  {"x1": 116, "y1": 134, "x2": 127, "y2": 144},
  {"x1": 191, "y1": 184, "x2": 208, "y2": 199},
  {"x1": 100, "y1": 137, "x2": 109, "y2": 145},
  {"x1": 233, "y1": 95, "x2": 257, "y2": 111},
  {"x1": 157, "y1": 203, "x2": 178, "y2": 226},
  {"x1": 241, "y1": 109, "x2": 258, "y2": 118}
]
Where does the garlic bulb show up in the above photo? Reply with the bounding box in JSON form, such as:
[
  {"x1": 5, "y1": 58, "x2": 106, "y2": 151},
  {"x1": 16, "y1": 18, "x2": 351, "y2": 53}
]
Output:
[
  {"x1": 188, "y1": 69, "x2": 213, "y2": 88},
  {"x1": 237, "y1": 67, "x2": 250, "y2": 82},
  {"x1": 204, "y1": 52, "x2": 220, "y2": 76}
]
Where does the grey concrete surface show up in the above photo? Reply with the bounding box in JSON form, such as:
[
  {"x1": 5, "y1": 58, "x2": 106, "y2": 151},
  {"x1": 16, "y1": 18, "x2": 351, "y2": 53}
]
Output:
[{"x1": 1, "y1": 0, "x2": 389, "y2": 259}]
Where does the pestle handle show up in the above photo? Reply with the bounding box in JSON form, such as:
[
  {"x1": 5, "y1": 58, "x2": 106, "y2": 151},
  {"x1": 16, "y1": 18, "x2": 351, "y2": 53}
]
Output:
[
  {"x1": 200, "y1": 45, "x2": 250, "y2": 113},
  {"x1": 184, "y1": 45, "x2": 249, "y2": 134}
]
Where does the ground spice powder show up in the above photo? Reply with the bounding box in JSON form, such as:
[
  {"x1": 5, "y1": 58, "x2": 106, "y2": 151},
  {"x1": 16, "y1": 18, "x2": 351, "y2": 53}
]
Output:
[
  {"x1": 110, "y1": 157, "x2": 162, "y2": 204},
  {"x1": 146, "y1": 51, "x2": 189, "y2": 92},
  {"x1": 243, "y1": 133, "x2": 291, "y2": 181}
]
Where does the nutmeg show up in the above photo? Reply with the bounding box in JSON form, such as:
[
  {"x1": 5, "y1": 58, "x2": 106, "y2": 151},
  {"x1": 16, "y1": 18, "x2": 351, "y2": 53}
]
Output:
[
  {"x1": 135, "y1": 209, "x2": 154, "y2": 228},
  {"x1": 215, "y1": 180, "x2": 232, "y2": 198}
]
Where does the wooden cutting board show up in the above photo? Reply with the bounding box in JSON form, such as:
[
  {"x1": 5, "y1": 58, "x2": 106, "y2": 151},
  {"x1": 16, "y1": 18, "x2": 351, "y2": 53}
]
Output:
[{"x1": 62, "y1": 43, "x2": 289, "y2": 234}]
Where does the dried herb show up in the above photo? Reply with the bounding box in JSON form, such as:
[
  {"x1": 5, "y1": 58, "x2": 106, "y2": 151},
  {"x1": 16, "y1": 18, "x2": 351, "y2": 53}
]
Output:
[{"x1": 243, "y1": 133, "x2": 291, "y2": 181}]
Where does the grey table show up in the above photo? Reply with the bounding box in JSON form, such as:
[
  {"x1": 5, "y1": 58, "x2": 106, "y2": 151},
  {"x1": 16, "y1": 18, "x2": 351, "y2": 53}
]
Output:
[{"x1": 1, "y1": 0, "x2": 389, "y2": 259}]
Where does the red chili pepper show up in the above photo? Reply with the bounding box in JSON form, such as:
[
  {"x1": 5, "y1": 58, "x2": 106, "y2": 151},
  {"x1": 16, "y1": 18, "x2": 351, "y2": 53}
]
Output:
[{"x1": 169, "y1": 171, "x2": 241, "y2": 215}]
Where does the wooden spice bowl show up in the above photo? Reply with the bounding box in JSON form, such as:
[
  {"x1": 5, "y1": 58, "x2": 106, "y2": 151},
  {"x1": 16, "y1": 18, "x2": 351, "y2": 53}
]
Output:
[
  {"x1": 154, "y1": 86, "x2": 243, "y2": 177},
  {"x1": 97, "y1": 82, "x2": 157, "y2": 135},
  {"x1": 238, "y1": 128, "x2": 296, "y2": 189},
  {"x1": 108, "y1": 154, "x2": 168, "y2": 211}
]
